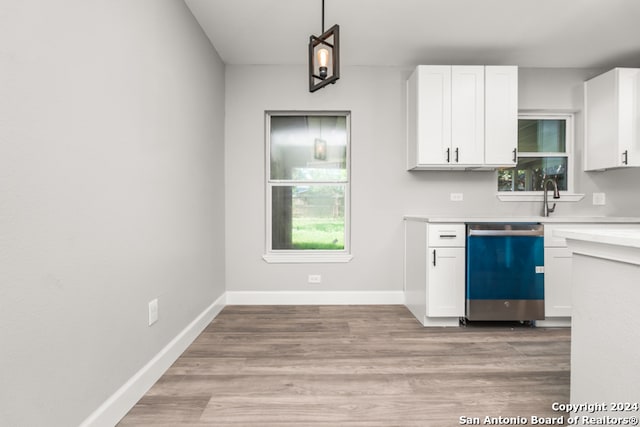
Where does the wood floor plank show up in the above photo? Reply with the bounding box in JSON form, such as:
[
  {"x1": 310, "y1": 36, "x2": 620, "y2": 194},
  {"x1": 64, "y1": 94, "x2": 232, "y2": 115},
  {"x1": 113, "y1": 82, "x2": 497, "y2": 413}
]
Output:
[{"x1": 118, "y1": 305, "x2": 570, "y2": 426}]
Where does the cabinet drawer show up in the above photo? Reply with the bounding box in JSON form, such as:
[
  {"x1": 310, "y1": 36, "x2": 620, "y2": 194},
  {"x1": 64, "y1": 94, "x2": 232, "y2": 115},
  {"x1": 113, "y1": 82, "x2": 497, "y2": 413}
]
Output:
[{"x1": 428, "y1": 224, "x2": 466, "y2": 247}]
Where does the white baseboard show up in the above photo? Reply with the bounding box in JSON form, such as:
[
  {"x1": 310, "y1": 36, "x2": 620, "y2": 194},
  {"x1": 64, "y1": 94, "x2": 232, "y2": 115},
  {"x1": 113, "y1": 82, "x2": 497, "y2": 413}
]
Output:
[
  {"x1": 225, "y1": 290, "x2": 404, "y2": 305},
  {"x1": 79, "y1": 293, "x2": 226, "y2": 427},
  {"x1": 422, "y1": 316, "x2": 461, "y2": 327},
  {"x1": 536, "y1": 317, "x2": 571, "y2": 327}
]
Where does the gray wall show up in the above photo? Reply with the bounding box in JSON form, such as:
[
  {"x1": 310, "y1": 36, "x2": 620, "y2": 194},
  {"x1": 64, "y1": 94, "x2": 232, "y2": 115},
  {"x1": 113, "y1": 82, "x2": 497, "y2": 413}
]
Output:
[
  {"x1": 0, "y1": 1, "x2": 225, "y2": 425},
  {"x1": 225, "y1": 65, "x2": 640, "y2": 294}
]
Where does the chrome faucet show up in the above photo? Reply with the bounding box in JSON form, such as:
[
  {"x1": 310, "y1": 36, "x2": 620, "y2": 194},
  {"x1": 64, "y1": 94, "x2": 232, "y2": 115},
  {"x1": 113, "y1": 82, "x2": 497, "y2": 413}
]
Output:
[{"x1": 542, "y1": 176, "x2": 560, "y2": 217}]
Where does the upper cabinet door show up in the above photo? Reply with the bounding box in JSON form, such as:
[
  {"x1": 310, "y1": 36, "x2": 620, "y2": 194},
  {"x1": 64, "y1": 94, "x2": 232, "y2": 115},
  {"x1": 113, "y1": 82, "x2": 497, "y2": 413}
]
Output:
[
  {"x1": 585, "y1": 67, "x2": 640, "y2": 171},
  {"x1": 451, "y1": 66, "x2": 484, "y2": 165},
  {"x1": 414, "y1": 66, "x2": 452, "y2": 166},
  {"x1": 618, "y1": 68, "x2": 640, "y2": 167},
  {"x1": 484, "y1": 66, "x2": 518, "y2": 167}
]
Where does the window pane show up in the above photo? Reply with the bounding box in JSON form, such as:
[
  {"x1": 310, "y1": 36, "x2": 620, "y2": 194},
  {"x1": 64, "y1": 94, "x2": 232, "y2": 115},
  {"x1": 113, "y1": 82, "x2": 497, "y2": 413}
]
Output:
[
  {"x1": 518, "y1": 119, "x2": 566, "y2": 152},
  {"x1": 270, "y1": 115, "x2": 347, "y2": 181},
  {"x1": 272, "y1": 185, "x2": 345, "y2": 250},
  {"x1": 498, "y1": 157, "x2": 568, "y2": 191}
]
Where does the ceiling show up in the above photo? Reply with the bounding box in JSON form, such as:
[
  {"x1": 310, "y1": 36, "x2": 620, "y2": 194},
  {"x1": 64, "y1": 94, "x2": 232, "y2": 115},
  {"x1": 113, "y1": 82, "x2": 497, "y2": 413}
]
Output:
[{"x1": 184, "y1": 0, "x2": 640, "y2": 70}]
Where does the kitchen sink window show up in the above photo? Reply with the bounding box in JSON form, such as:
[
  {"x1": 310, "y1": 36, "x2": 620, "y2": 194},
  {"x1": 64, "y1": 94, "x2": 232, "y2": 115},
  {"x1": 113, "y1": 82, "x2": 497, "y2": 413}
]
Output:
[
  {"x1": 497, "y1": 113, "x2": 577, "y2": 199},
  {"x1": 264, "y1": 111, "x2": 352, "y2": 263}
]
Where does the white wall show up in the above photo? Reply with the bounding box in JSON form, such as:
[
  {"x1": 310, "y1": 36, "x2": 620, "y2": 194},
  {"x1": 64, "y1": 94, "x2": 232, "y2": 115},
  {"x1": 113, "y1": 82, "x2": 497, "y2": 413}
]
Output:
[
  {"x1": 224, "y1": 65, "x2": 640, "y2": 295},
  {"x1": 0, "y1": 1, "x2": 225, "y2": 426}
]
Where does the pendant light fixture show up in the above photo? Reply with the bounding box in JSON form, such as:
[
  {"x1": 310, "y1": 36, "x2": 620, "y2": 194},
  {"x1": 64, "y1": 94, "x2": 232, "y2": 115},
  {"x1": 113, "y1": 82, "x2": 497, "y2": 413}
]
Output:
[{"x1": 308, "y1": 0, "x2": 340, "y2": 92}]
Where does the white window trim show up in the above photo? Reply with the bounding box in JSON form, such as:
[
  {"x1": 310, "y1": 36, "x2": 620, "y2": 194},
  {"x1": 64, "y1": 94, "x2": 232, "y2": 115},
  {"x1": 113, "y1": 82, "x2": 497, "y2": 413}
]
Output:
[
  {"x1": 263, "y1": 111, "x2": 352, "y2": 264},
  {"x1": 497, "y1": 112, "x2": 584, "y2": 202},
  {"x1": 262, "y1": 252, "x2": 353, "y2": 264}
]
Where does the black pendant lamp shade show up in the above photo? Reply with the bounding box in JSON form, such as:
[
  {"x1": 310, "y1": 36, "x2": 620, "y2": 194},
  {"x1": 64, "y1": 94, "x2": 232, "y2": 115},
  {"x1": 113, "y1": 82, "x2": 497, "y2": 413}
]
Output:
[{"x1": 308, "y1": 1, "x2": 340, "y2": 92}]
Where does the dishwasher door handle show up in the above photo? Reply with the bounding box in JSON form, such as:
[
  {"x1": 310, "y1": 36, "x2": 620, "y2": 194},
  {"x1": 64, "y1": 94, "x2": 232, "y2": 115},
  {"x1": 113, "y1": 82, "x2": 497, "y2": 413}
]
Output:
[{"x1": 468, "y1": 229, "x2": 543, "y2": 237}]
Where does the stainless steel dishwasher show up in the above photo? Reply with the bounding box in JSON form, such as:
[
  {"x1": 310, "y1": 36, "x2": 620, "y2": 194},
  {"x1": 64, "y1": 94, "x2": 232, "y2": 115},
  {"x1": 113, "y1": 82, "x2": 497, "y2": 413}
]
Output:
[{"x1": 466, "y1": 223, "x2": 545, "y2": 321}]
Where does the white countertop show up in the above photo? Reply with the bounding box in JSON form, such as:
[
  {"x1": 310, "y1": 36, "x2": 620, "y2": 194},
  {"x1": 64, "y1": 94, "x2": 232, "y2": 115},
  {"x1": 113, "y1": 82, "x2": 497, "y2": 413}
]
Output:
[
  {"x1": 403, "y1": 215, "x2": 640, "y2": 224},
  {"x1": 553, "y1": 228, "x2": 640, "y2": 249},
  {"x1": 554, "y1": 227, "x2": 640, "y2": 266}
]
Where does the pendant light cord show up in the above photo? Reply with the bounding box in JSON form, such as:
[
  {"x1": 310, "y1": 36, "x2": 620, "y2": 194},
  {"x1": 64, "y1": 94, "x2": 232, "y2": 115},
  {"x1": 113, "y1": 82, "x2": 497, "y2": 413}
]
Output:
[{"x1": 321, "y1": 0, "x2": 325, "y2": 33}]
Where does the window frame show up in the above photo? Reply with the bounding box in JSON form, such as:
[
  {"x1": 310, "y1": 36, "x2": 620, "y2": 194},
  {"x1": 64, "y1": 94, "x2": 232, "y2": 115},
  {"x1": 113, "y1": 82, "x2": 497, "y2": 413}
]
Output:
[
  {"x1": 263, "y1": 110, "x2": 352, "y2": 264},
  {"x1": 497, "y1": 112, "x2": 584, "y2": 202}
]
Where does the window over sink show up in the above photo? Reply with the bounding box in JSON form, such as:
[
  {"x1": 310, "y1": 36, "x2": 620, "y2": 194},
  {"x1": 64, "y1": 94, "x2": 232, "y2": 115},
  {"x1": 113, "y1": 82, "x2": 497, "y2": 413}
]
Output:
[{"x1": 498, "y1": 113, "x2": 574, "y2": 195}]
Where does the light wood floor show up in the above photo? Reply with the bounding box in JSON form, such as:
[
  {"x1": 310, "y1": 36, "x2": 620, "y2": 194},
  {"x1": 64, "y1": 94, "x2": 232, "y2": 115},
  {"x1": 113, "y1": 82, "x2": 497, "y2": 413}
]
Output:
[{"x1": 118, "y1": 305, "x2": 570, "y2": 426}]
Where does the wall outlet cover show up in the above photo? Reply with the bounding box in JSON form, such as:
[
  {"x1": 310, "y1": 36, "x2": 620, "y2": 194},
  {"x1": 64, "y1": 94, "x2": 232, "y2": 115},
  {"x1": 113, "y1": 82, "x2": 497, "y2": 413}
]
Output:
[
  {"x1": 592, "y1": 192, "x2": 606, "y2": 206},
  {"x1": 148, "y1": 299, "x2": 159, "y2": 326},
  {"x1": 308, "y1": 274, "x2": 322, "y2": 284},
  {"x1": 450, "y1": 193, "x2": 464, "y2": 202}
]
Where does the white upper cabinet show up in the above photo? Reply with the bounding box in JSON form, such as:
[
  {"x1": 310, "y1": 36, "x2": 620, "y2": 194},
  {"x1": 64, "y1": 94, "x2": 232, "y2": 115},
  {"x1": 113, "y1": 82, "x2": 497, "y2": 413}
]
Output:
[
  {"x1": 584, "y1": 67, "x2": 640, "y2": 171},
  {"x1": 485, "y1": 66, "x2": 518, "y2": 167},
  {"x1": 406, "y1": 65, "x2": 518, "y2": 170}
]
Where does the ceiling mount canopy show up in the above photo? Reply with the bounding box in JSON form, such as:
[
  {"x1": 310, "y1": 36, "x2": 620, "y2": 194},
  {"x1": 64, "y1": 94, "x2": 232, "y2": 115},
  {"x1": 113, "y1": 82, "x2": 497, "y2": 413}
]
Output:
[{"x1": 308, "y1": 0, "x2": 340, "y2": 93}]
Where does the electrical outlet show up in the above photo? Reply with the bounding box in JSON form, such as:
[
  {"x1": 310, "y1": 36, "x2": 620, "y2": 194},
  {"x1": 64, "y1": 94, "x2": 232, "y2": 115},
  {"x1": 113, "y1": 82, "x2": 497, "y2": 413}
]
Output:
[
  {"x1": 450, "y1": 193, "x2": 463, "y2": 202},
  {"x1": 593, "y1": 192, "x2": 606, "y2": 206},
  {"x1": 148, "y1": 299, "x2": 158, "y2": 326},
  {"x1": 308, "y1": 274, "x2": 322, "y2": 284}
]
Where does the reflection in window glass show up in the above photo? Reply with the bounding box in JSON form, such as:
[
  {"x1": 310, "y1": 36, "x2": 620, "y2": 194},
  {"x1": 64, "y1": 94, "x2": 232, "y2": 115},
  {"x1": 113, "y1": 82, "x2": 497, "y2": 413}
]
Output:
[
  {"x1": 498, "y1": 158, "x2": 568, "y2": 192},
  {"x1": 518, "y1": 120, "x2": 566, "y2": 152},
  {"x1": 270, "y1": 116, "x2": 347, "y2": 181}
]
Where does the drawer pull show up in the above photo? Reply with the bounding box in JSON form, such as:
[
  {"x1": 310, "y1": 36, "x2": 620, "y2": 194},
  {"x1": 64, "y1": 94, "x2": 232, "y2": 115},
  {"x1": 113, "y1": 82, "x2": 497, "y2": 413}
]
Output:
[
  {"x1": 438, "y1": 234, "x2": 458, "y2": 238},
  {"x1": 432, "y1": 249, "x2": 436, "y2": 266}
]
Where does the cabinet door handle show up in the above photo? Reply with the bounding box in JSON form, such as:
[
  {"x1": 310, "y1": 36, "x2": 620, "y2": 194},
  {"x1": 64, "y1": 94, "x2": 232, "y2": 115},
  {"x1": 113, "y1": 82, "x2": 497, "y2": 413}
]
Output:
[
  {"x1": 432, "y1": 249, "x2": 436, "y2": 266},
  {"x1": 455, "y1": 147, "x2": 459, "y2": 163},
  {"x1": 512, "y1": 148, "x2": 517, "y2": 163},
  {"x1": 446, "y1": 148, "x2": 450, "y2": 163},
  {"x1": 623, "y1": 150, "x2": 629, "y2": 165},
  {"x1": 439, "y1": 234, "x2": 457, "y2": 239}
]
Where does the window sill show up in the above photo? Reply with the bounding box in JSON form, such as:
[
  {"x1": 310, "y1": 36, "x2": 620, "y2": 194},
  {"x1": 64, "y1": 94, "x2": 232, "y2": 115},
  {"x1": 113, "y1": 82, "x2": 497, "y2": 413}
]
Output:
[
  {"x1": 496, "y1": 193, "x2": 585, "y2": 202},
  {"x1": 262, "y1": 253, "x2": 353, "y2": 264}
]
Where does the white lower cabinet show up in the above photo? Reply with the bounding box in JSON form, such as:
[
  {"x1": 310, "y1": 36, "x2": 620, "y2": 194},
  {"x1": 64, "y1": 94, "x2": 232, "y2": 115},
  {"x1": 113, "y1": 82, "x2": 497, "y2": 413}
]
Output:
[
  {"x1": 404, "y1": 221, "x2": 465, "y2": 326},
  {"x1": 540, "y1": 225, "x2": 586, "y2": 326},
  {"x1": 428, "y1": 247, "x2": 465, "y2": 317},
  {"x1": 543, "y1": 247, "x2": 573, "y2": 318}
]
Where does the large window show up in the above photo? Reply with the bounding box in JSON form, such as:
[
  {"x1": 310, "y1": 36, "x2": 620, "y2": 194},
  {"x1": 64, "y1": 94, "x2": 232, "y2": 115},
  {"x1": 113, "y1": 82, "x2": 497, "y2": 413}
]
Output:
[
  {"x1": 264, "y1": 111, "x2": 351, "y2": 263},
  {"x1": 498, "y1": 114, "x2": 573, "y2": 193}
]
